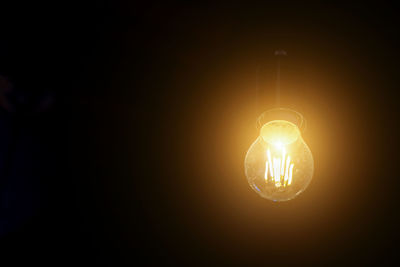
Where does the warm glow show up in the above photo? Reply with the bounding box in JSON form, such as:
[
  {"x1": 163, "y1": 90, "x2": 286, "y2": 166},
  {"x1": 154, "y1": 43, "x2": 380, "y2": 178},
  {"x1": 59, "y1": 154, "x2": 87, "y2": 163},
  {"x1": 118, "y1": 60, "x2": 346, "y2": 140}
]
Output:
[
  {"x1": 245, "y1": 116, "x2": 314, "y2": 201},
  {"x1": 260, "y1": 120, "x2": 300, "y2": 146},
  {"x1": 264, "y1": 147, "x2": 294, "y2": 187},
  {"x1": 261, "y1": 120, "x2": 298, "y2": 188}
]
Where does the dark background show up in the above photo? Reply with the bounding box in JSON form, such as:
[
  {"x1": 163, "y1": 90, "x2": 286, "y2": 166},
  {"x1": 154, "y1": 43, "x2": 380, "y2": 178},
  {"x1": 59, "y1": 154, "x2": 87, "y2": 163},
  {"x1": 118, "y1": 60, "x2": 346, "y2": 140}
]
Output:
[{"x1": 1, "y1": 1, "x2": 400, "y2": 265}]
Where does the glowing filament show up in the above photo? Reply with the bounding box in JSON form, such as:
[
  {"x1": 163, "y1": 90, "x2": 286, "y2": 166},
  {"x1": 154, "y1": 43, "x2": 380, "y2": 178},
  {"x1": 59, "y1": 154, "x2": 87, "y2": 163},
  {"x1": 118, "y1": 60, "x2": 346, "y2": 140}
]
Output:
[{"x1": 265, "y1": 148, "x2": 294, "y2": 188}]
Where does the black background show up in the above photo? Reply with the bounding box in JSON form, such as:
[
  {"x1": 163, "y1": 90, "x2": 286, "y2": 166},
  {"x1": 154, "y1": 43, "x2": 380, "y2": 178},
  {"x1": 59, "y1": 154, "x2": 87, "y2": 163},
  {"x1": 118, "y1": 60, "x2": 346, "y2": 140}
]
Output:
[{"x1": 1, "y1": 1, "x2": 400, "y2": 265}]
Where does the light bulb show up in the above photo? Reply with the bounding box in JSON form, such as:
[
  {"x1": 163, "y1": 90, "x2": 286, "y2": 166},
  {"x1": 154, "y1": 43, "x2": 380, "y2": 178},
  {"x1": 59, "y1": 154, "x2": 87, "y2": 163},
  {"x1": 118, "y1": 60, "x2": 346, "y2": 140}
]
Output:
[{"x1": 244, "y1": 109, "x2": 314, "y2": 201}]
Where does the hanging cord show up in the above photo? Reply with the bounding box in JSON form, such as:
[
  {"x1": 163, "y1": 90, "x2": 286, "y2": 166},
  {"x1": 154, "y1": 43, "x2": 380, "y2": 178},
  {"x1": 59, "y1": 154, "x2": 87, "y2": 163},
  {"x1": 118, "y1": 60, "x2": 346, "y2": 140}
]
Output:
[{"x1": 274, "y1": 50, "x2": 287, "y2": 107}]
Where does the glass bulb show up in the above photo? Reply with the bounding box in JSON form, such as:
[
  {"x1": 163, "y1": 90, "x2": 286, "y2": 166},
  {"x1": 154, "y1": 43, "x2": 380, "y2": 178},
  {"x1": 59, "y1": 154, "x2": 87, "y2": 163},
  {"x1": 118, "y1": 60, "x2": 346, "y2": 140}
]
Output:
[{"x1": 244, "y1": 110, "x2": 314, "y2": 201}]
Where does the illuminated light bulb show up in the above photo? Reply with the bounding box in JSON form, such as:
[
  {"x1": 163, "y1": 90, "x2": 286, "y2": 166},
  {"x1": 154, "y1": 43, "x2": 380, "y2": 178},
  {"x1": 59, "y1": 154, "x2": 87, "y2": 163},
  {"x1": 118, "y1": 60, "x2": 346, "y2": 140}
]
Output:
[{"x1": 245, "y1": 109, "x2": 314, "y2": 201}]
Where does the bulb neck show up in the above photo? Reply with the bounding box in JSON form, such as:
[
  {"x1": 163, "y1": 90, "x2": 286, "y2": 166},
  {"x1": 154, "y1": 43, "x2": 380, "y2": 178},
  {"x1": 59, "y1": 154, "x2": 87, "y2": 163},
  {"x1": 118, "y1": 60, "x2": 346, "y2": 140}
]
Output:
[
  {"x1": 260, "y1": 120, "x2": 301, "y2": 146},
  {"x1": 256, "y1": 108, "x2": 306, "y2": 133}
]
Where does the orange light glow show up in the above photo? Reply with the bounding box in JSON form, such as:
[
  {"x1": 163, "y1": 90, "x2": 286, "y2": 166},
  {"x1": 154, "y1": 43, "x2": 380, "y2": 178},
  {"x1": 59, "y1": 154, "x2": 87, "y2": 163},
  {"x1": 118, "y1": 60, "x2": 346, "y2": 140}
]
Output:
[{"x1": 265, "y1": 147, "x2": 294, "y2": 188}]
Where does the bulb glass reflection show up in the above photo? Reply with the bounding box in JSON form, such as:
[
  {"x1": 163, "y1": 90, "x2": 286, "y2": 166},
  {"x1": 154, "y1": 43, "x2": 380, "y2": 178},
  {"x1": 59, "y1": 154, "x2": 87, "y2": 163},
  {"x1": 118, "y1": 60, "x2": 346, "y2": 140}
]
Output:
[{"x1": 245, "y1": 117, "x2": 314, "y2": 201}]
